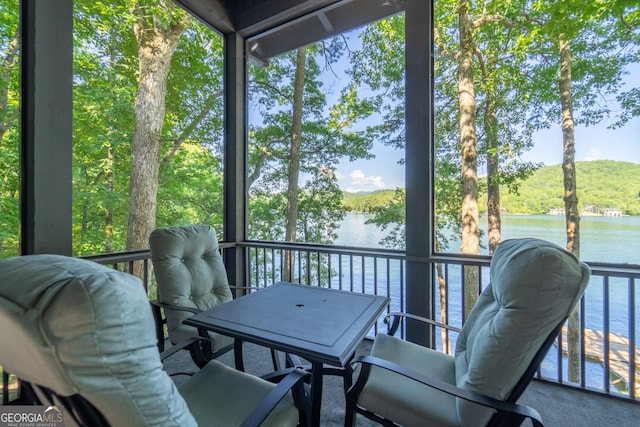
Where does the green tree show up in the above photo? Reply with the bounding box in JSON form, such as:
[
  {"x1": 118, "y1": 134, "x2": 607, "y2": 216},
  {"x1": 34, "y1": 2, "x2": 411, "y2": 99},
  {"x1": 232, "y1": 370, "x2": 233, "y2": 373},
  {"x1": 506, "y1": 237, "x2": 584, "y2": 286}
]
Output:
[
  {"x1": 523, "y1": 0, "x2": 640, "y2": 382},
  {"x1": 456, "y1": 1, "x2": 480, "y2": 280},
  {"x1": 346, "y1": 14, "x2": 463, "y2": 348},
  {"x1": 72, "y1": 0, "x2": 226, "y2": 257},
  {"x1": 126, "y1": 0, "x2": 190, "y2": 254},
  {"x1": 366, "y1": 188, "x2": 406, "y2": 250},
  {"x1": 498, "y1": 160, "x2": 640, "y2": 215},
  {"x1": 441, "y1": 0, "x2": 545, "y2": 317},
  {"x1": 73, "y1": 0, "x2": 137, "y2": 254},
  {"x1": 345, "y1": 15, "x2": 408, "y2": 237},
  {"x1": 157, "y1": 21, "x2": 226, "y2": 231},
  {"x1": 247, "y1": 41, "x2": 372, "y2": 281},
  {"x1": 351, "y1": 6, "x2": 540, "y2": 319},
  {"x1": 247, "y1": 43, "x2": 371, "y2": 240},
  {"x1": 0, "y1": 0, "x2": 20, "y2": 257}
]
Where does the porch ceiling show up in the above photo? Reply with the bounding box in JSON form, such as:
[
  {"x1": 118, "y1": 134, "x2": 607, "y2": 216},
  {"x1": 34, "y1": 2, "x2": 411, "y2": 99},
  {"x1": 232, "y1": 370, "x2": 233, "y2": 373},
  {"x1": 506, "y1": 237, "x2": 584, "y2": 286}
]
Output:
[{"x1": 174, "y1": 0, "x2": 405, "y2": 63}]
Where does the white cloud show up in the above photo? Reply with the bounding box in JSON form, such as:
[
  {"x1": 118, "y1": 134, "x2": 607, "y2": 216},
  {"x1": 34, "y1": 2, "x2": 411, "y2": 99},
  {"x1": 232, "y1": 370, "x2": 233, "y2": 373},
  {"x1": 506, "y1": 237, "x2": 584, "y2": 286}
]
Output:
[
  {"x1": 584, "y1": 148, "x2": 604, "y2": 161},
  {"x1": 349, "y1": 170, "x2": 385, "y2": 188}
]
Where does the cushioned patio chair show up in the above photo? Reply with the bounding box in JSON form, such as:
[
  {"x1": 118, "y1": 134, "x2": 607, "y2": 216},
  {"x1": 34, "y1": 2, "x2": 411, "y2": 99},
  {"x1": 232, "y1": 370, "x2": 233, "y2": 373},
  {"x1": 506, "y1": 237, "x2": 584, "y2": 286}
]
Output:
[
  {"x1": 0, "y1": 254, "x2": 310, "y2": 427},
  {"x1": 149, "y1": 224, "x2": 238, "y2": 368},
  {"x1": 345, "y1": 238, "x2": 591, "y2": 427}
]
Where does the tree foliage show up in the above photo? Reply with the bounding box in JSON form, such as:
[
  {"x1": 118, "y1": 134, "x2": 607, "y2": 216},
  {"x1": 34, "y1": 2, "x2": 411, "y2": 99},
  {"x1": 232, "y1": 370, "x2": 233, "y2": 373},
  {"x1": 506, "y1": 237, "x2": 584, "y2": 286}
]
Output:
[
  {"x1": 0, "y1": 1, "x2": 638, "y2": 264},
  {"x1": 498, "y1": 160, "x2": 640, "y2": 215},
  {"x1": 0, "y1": 0, "x2": 20, "y2": 257},
  {"x1": 247, "y1": 42, "x2": 372, "y2": 244},
  {"x1": 348, "y1": 160, "x2": 640, "y2": 217},
  {"x1": 72, "y1": 0, "x2": 226, "y2": 255}
]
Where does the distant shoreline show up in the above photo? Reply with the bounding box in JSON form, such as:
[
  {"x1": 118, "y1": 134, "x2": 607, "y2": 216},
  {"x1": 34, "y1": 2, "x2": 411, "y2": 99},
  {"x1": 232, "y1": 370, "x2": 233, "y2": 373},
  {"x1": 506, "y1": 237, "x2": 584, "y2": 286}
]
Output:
[
  {"x1": 488, "y1": 212, "x2": 634, "y2": 217},
  {"x1": 344, "y1": 209, "x2": 637, "y2": 217}
]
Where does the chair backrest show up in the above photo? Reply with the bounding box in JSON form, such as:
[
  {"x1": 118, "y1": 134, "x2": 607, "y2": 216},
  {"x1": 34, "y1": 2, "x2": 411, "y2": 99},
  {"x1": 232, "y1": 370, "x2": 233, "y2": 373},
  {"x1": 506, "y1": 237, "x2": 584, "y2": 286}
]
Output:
[
  {"x1": 454, "y1": 238, "x2": 590, "y2": 427},
  {"x1": 0, "y1": 254, "x2": 197, "y2": 427},
  {"x1": 149, "y1": 225, "x2": 233, "y2": 343}
]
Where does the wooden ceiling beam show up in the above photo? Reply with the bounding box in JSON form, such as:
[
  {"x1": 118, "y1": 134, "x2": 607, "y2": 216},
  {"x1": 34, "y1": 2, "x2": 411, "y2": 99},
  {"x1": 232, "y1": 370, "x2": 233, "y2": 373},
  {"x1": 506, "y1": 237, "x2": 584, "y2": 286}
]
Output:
[
  {"x1": 172, "y1": 0, "x2": 405, "y2": 65},
  {"x1": 172, "y1": 0, "x2": 235, "y2": 34},
  {"x1": 234, "y1": 0, "x2": 340, "y2": 37},
  {"x1": 247, "y1": 0, "x2": 405, "y2": 64}
]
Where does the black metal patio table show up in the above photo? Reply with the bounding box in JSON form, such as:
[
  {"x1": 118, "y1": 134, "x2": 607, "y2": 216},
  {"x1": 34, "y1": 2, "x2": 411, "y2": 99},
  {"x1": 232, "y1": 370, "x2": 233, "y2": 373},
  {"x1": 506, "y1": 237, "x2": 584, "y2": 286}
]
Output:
[{"x1": 183, "y1": 281, "x2": 389, "y2": 427}]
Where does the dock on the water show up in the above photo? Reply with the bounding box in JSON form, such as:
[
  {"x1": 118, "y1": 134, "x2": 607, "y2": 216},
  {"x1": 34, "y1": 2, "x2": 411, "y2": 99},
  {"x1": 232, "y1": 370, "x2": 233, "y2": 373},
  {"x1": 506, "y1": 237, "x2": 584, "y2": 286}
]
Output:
[{"x1": 558, "y1": 327, "x2": 640, "y2": 391}]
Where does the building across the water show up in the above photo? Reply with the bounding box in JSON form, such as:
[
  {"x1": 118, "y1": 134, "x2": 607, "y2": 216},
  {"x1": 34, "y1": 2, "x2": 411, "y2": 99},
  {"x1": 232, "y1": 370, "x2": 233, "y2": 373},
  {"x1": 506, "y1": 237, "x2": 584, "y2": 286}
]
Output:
[
  {"x1": 548, "y1": 208, "x2": 564, "y2": 215},
  {"x1": 603, "y1": 208, "x2": 623, "y2": 216}
]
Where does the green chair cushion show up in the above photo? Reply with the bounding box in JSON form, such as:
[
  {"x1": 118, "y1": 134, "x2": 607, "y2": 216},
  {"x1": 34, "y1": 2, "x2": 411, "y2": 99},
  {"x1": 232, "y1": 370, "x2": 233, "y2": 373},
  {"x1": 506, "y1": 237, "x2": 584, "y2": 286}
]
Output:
[
  {"x1": 359, "y1": 333, "x2": 459, "y2": 427},
  {"x1": 0, "y1": 254, "x2": 196, "y2": 426},
  {"x1": 149, "y1": 224, "x2": 233, "y2": 348},
  {"x1": 0, "y1": 254, "x2": 302, "y2": 427},
  {"x1": 179, "y1": 359, "x2": 299, "y2": 427},
  {"x1": 454, "y1": 238, "x2": 590, "y2": 426}
]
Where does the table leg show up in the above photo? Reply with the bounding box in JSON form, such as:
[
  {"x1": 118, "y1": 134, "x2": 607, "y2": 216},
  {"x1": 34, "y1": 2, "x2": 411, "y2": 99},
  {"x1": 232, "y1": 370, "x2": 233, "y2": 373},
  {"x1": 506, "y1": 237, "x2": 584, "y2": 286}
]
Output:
[
  {"x1": 233, "y1": 339, "x2": 245, "y2": 371},
  {"x1": 289, "y1": 357, "x2": 353, "y2": 427},
  {"x1": 310, "y1": 361, "x2": 324, "y2": 427},
  {"x1": 271, "y1": 350, "x2": 282, "y2": 371},
  {"x1": 342, "y1": 362, "x2": 353, "y2": 394}
]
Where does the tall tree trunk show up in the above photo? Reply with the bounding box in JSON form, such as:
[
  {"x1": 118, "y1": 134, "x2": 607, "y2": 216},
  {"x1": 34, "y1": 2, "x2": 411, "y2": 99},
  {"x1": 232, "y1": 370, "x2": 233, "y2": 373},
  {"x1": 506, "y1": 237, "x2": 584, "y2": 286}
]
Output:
[
  {"x1": 559, "y1": 35, "x2": 581, "y2": 383},
  {"x1": 105, "y1": 30, "x2": 117, "y2": 255},
  {"x1": 458, "y1": 0, "x2": 480, "y2": 320},
  {"x1": 485, "y1": 94, "x2": 501, "y2": 255},
  {"x1": 105, "y1": 146, "x2": 115, "y2": 253},
  {"x1": 283, "y1": 48, "x2": 307, "y2": 282},
  {"x1": 81, "y1": 191, "x2": 90, "y2": 234},
  {"x1": 437, "y1": 262, "x2": 451, "y2": 354},
  {"x1": 435, "y1": 239, "x2": 451, "y2": 354},
  {"x1": 126, "y1": 3, "x2": 186, "y2": 258}
]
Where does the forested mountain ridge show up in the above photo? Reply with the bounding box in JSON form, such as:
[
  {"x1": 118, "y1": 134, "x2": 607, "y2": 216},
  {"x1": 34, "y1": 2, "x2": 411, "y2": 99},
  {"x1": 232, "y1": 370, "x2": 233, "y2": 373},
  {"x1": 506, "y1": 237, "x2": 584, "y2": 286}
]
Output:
[
  {"x1": 499, "y1": 160, "x2": 640, "y2": 215},
  {"x1": 343, "y1": 160, "x2": 640, "y2": 216},
  {"x1": 342, "y1": 190, "x2": 398, "y2": 212}
]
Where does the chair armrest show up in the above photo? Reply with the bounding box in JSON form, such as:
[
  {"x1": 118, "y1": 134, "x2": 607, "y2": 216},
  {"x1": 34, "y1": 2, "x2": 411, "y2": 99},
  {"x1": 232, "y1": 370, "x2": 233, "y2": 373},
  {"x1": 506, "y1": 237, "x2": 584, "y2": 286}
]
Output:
[
  {"x1": 159, "y1": 337, "x2": 202, "y2": 361},
  {"x1": 239, "y1": 368, "x2": 311, "y2": 427},
  {"x1": 350, "y1": 355, "x2": 543, "y2": 427},
  {"x1": 149, "y1": 300, "x2": 202, "y2": 353},
  {"x1": 150, "y1": 299, "x2": 202, "y2": 315},
  {"x1": 229, "y1": 285, "x2": 263, "y2": 299},
  {"x1": 385, "y1": 311, "x2": 462, "y2": 336}
]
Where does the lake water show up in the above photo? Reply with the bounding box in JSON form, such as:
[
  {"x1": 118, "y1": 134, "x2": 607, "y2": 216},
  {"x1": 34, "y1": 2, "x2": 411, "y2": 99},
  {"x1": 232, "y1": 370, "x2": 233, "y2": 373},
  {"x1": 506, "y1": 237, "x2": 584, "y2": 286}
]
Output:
[
  {"x1": 334, "y1": 213, "x2": 639, "y2": 390},
  {"x1": 336, "y1": 212, "x2": 639, "y2": 337},
  {"x1": 336, "y1": 213, "x2": 640, "y2": 265},
  {"x1": 335, "y1": 214, "x2": 639, "y2": 329}
]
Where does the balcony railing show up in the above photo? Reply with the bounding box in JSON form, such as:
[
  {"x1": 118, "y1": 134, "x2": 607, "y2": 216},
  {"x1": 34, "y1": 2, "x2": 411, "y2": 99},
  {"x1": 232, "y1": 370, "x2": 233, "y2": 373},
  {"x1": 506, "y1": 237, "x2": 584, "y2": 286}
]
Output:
[
  {"x1": 2, "y1": 242, "x2": 638, "y2": 404},
  {"x1": 240, "y1": 241, "x2": 639, "y2": 403}
]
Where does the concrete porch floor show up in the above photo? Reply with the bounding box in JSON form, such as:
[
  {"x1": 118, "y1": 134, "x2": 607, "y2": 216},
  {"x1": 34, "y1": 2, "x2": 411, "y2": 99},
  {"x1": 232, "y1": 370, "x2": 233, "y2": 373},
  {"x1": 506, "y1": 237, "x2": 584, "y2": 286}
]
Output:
[{"x1": 163, "y1": 339, "x2": 639, "y2": 427}]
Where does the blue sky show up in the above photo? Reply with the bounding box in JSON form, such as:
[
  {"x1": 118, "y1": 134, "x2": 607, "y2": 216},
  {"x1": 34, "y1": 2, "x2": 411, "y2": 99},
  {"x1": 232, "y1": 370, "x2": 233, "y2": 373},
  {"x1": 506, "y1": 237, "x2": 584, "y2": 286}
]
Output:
[
  {"x1": 279, "y1": 27, "x2": 640, "y2": 193},
  {"x1": 527, "y1": 118, "x2": 640, "y2": 165},
  {"x1": 336, "y1": 115, "x2": 640, "y2": 193},
  {"x1": 333, "y1": 59, "x2": 640, "y2": 193},
  {"x1": 326, "y1": 23, "x2": 640, "y2": 193}
]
